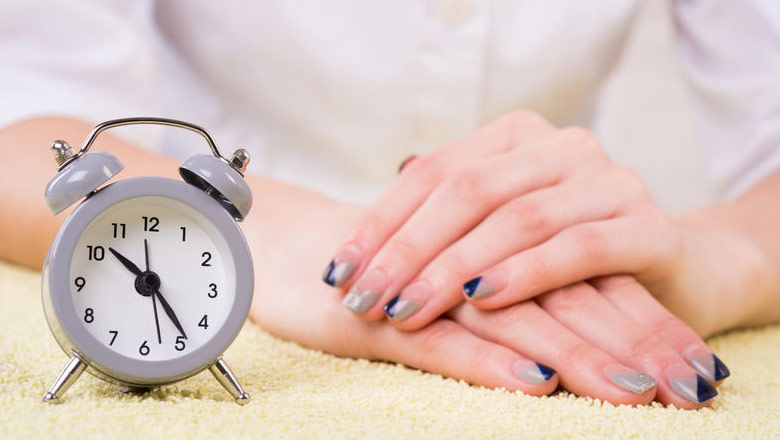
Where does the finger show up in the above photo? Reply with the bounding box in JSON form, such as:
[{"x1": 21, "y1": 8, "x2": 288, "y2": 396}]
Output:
[
  {"x1": 349, "y1": 128, "x2": 607, "y2": 322},
  {"x1": 592, "y1": 275, "x2": 731, "y2": 385},
  {"x1": 389, "y1": 167, "x2": 644, "y2": 330},
  {"x1": 536, "y1": 282, "x2": 718, "y2": 408},
  {"x1": 467, "y1": 215, "x2": 674, "y2": 309},
  {"x1": 372, "y1": 318, "x2": 559, "y2": 395},
  {"x1": 449, "y1": 300, "x2": 658, "y2": 406},
  {"x1": 322, "y1": 112, "x2": 556, "y2": 288}
]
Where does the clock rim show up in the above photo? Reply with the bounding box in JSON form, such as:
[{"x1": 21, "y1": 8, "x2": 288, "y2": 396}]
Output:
[{"x1": 42, "y1": 176, "x2": 254, "y2": 385}]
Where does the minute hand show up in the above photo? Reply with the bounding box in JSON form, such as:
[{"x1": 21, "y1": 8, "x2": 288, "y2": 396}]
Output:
[{"x1": 153, "y1": 289, "x2": 188, "y2": 339}]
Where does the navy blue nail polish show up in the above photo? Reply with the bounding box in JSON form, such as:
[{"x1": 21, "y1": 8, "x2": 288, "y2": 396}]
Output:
[
  {"x1": 695, "y1": 374, "x2": 719, "y2": 402},
  {"x1": 383, "y1": 294, "x2": 421, "y2": 321},
  {"x1": 462, "y1": 276, "x2": 495, "y2": 299},
  {"x1": 383, "y1": 294, "x2": 400, "y2": 317},
  {"x1": 322, "y1": 260, "x2": 336, "y2": 285},
  {"x1": 536, "y1": 363, "x2": 557, "y2": 381},
  {"x1": 462, "y1": 277, "x2": 482, "y2": 297},
  {"x1": 321, "y1": 259, "x2": 355, "y2": 287},
  {"x1": 712, "y1": 354, "x2": 731, "y2": 381}
]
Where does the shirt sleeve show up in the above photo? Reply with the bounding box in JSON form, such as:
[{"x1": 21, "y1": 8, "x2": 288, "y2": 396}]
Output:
[
  {"x1": 674, "y1": 0, "x2": 780, "y2": 199},
  {"x1": 0, "y1": 0, "x2": 162, "y2": 147}
]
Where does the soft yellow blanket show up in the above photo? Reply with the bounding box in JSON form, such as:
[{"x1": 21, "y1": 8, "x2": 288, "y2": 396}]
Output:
[{"x1": 1, "y1": 260, "x2": 778, "y2": 439}]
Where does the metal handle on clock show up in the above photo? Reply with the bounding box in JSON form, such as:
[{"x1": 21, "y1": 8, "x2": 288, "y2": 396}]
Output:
[{"x1": 58, "y1": 117, "x2": 223, "y2": 171}]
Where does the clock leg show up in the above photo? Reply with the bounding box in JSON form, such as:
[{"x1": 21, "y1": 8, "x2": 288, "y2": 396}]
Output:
[
  {"x1": 209, "y1": 357, "x2": 250, "y2": 405},
  {"x1": 43, "y1": 355, "x2": 86, "y2": 403}
]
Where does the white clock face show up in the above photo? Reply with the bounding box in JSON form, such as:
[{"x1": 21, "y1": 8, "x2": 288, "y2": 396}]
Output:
[{"x1": 69, "y1": 196, "x2": 236, "y2": 361}]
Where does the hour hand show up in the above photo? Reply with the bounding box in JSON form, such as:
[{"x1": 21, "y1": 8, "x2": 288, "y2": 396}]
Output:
[{"x1": 108, "y1": 247, "x2": 143, "y2": 276}]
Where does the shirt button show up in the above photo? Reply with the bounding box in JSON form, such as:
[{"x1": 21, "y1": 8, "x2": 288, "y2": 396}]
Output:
[{"x1": 429, "y1": 0, "x2": 476, "y2": 27}]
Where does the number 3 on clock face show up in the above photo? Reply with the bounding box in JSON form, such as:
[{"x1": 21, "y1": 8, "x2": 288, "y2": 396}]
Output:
[{"x1": 69, "y1": 195, "x2": 235, "y2": 362}]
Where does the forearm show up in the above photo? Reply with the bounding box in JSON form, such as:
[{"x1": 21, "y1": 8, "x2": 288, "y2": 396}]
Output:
[{"x1": 0, "y1": 116, "x2": 328, "y2": 271}]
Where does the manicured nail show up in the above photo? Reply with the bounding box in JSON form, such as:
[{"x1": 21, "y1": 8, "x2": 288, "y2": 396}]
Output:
[
  {"x1": 666, "y1": 364, "x2": 718, "y2": 403},
  {"x1": 462, "y1": 276, "x2": 495, "y2": 299},
  {"x1": 342, "y1": 287, "x2": 380, "y2": 315},
  {"x1": 383, "y1": 294, "x2": 422, "y2": 322},
  {"x1": 683, "y1": 345, "x2": 730, "y2": 382},
  {"x1": 513, "y1": 360, "x2": 556, "y2": 384},
  {"x1": 322, "y1": 244, "x2": 361, "y2": 287},
  {"x1": 604, "y1": 364, "x2": 657, "y2": 395}
]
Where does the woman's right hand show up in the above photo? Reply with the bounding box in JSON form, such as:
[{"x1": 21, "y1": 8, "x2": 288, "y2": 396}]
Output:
[{"x1": 244, "y1": 184, "x2": 724, "y2": 408}]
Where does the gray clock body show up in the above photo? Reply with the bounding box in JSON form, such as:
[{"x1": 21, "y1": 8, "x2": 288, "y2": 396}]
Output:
[{"x1": 42, "y1": 176, "x2": 254, "y2": 387}]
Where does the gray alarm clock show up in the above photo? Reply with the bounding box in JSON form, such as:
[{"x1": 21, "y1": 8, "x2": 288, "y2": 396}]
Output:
[{"x1": 41, "y1": 118, "x2": 254, "y2": 405}]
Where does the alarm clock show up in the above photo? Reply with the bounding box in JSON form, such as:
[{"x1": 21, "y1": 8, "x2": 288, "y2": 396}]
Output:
[{"x1": 41, "y1": 118, "x2": 254, "y2": 405}]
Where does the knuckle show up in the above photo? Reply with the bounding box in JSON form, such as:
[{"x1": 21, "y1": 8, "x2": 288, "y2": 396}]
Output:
[
  {"x1": 568, "y1": 226, "x2": 607, "y2": 259},
  {"x1": 611, "y1": 167, "x2": 647, "y2": 198},
  {"x1": 503, "y1": 197, "x2": 551, "y2": 237},
  {"x1": 626, "y1": 335, "x2": 671, "y2": 364},
  {"x1": 493, "y1": 304, "x2": 530, "y2": 329},
  {"x1": 538, "y1": 283, "x2": 591, "y2": 314},
  {"x1": 415, "y1": 321, "x2": 459, "y2": 366},
  {"x1": 557, "y1": 342, "x2": 593, "y2": 367},
  {"x1": 502, "y1": 110, "x2": 549, "y2": 132},
  {"x1": 382, "y1": 234, "x2": 421, "y2": 266},
  {"x1": 648, "y1": 314, "x2": 689, "y2": 341},
  {"x1": 445, "y1": 168, "x2": 490, "y2": 204},
  {"x1": 404, "y1": 154, "x2": 444, "y2": 188},
  {"x1": 558, "y1": 126, "x2": 604, "y2": 156}
]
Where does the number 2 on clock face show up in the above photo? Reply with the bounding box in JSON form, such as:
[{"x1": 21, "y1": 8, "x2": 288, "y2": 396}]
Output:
[{"x1": 69, "y1": 196, "x2": 235, "y2": 362}]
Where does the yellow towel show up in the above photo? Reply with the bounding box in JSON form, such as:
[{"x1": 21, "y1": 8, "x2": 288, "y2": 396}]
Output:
[{"x1": 1, "y1": 260, "x2": 778, "y2": 439}]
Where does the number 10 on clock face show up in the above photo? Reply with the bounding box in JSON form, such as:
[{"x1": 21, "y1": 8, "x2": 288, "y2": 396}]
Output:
[{"x1": 69, "y1": 196, "x2": 235, "y2": 362}]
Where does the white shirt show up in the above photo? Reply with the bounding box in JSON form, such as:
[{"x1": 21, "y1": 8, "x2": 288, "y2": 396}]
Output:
[{"x1": 1, "y1": 0, "x2": 779, "y2": 208}]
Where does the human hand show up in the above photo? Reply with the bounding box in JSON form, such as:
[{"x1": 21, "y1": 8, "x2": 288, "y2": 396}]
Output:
[
  {"x1": 245, "y1": 185, "x2": 724, "y2": 408},
  {"x1": 453, "y1": 275, "x2": 728, "y2": 409},
  {"x1": 320, "y1": 111, "x2": 701, "y2": 333}
]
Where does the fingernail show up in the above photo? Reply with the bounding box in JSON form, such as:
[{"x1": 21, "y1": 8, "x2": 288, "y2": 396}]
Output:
[
  {"x1": 462, "y1": 276, "x2": 495, "y2": 299},
  {"x1": 604, "y1": 364, "x2": 657, "y2": 395},
  {"x1": 342, "y1": 287, "x2": 380, "y2": 315},
  {"x1": 343, "y1": 269, "x2": 387, "y2": 314},
  {"x1": 666, "y1": 363, "x2": 718, "y2": 403},
  {"x1": 322, "y1": 244, "x2": 361, "y2": 287},
  {"x1": 683, "y1": 345, "x2": 731, "y2": 382},
  {"x1": 383, "y1": 294, "x2": 422, "y2": 322},
  {"x1": 513, "y1": 360, "x2": 556, "y2": 384},
  {"x1": 463, "y1": 272, "x2": 506, "y2": 300}
]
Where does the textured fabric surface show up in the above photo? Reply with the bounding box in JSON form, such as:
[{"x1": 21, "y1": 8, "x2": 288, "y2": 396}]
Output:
[{"x1": 1, "y1": 260, "x2": 778, "y2": 439}]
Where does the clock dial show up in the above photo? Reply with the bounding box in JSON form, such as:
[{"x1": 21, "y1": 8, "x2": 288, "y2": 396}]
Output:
[{"x1": 69, "y1": 196, "x2": 236, "y2": 361}]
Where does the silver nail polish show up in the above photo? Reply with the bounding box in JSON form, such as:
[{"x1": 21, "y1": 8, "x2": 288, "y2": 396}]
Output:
[
  {"x1": 388, "y1": 299, "x2": 421, "y2": 321},
  {"x1": 342, "y1": 288, "x2": 380, "y2": 315},
  {"x1": 514, "y1": 366, "x2": 551, "y2": 384},
  {"x1": 324, "y1": 261, "x2": 355, "y2": 287},
  {"x1": 609, "y1": 371, "x2": 657, "y2": 394},
  {"x1": 470, "y1": 282, "x2": 495, "y2": 300},
  {"x1": 670, "y1": 377, "x2": 700, "y2": 402}
]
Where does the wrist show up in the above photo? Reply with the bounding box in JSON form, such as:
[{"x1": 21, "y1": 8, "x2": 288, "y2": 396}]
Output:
[{"x1": 668, "y1": 205, "x2": 776, "y2": 335}]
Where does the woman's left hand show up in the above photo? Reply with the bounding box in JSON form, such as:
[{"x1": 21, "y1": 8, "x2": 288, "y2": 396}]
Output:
[{"x1": 322, "y1": 111, "x2": 683, "y2": 330}]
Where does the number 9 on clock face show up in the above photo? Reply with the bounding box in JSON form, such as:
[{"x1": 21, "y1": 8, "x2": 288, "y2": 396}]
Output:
[{"x1": 70, "y1": 196, "x2": 234, "y2": 361}]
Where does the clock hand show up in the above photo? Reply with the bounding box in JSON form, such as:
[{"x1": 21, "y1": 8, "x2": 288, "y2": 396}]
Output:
[
  {"x1": 144, "y1": 239, "x2": 162, "y2": 344},
  {"x1": 154, "y1": 288, "x2": 188, "y2": 340},
  {"x1": 151, "y1": 290, "x2": 162, "y2": 344},
  {"x1": 144, "y1": 238, "x2": 150, "y2": 271},
  {"x1": 108, "y1": 247, "x2": 143, "y2": 276}
]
